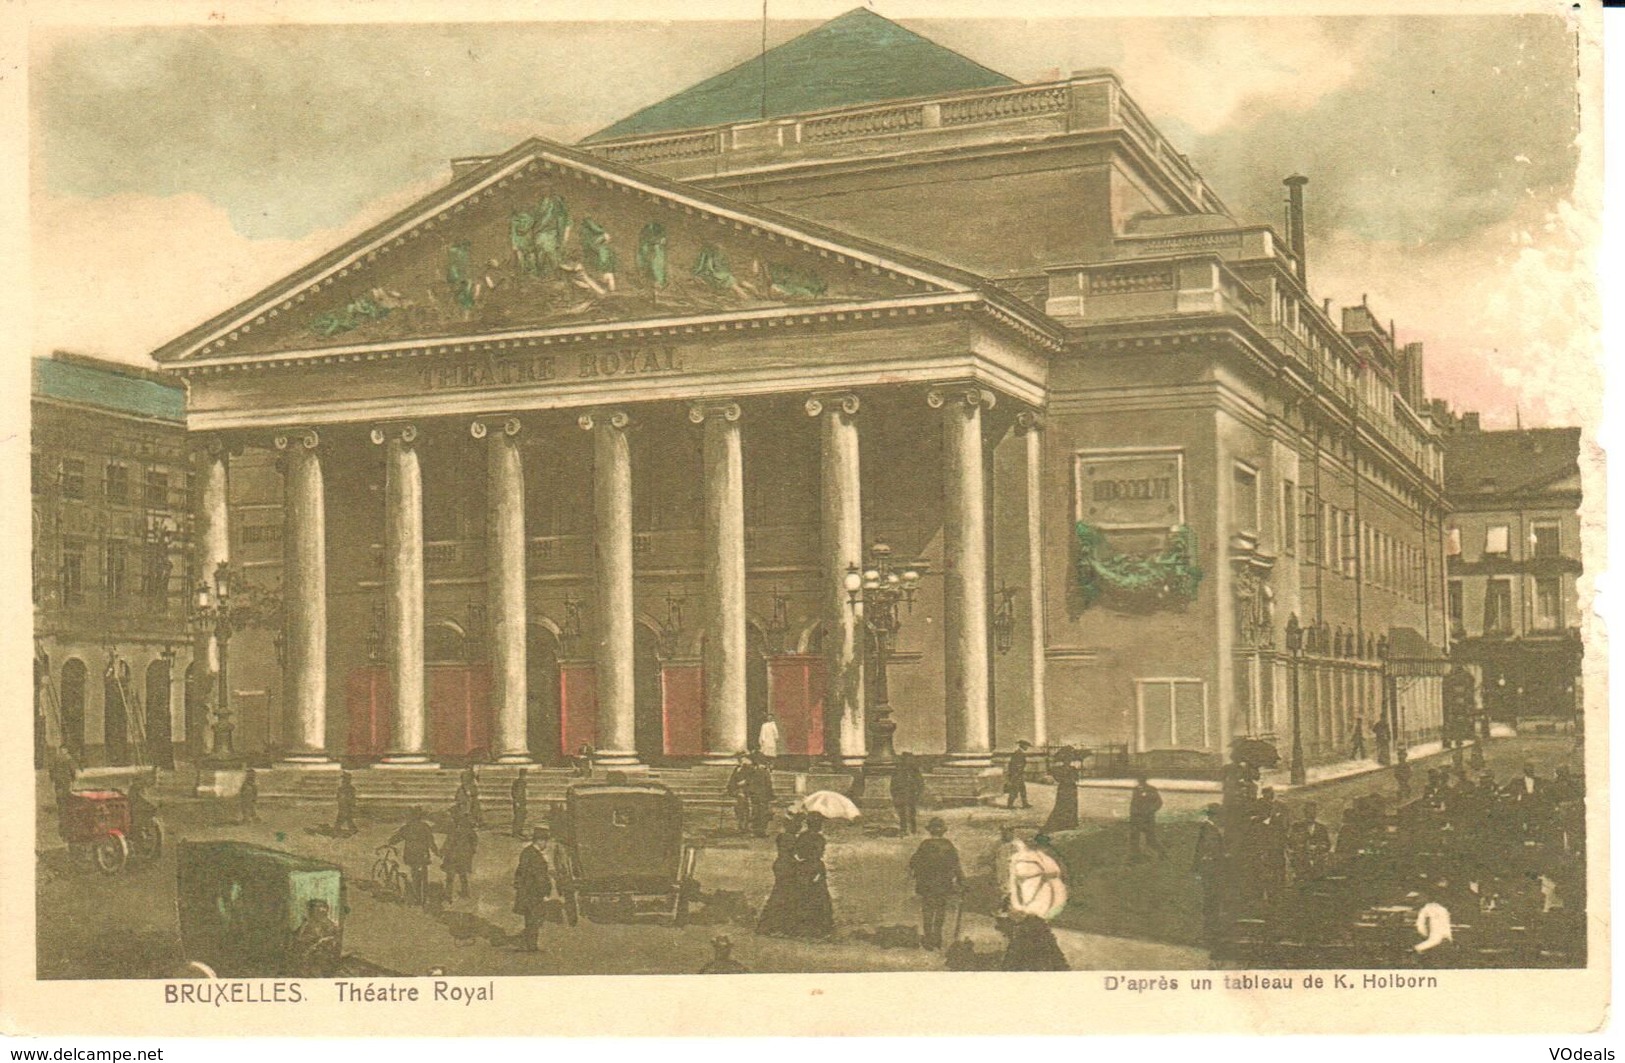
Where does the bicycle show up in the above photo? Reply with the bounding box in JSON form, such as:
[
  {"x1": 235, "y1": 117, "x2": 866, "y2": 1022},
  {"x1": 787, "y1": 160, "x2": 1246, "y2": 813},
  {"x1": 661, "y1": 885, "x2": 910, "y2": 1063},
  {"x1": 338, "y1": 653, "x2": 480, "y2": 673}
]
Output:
[{"x1": 371, "y1": 844, "x2": 410, "y2": 900}]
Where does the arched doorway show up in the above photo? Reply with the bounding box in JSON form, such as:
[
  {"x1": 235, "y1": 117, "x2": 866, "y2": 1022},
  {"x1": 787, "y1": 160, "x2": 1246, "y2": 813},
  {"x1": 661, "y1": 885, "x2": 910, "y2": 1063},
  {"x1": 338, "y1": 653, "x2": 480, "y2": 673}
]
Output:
[
  {"x1": 526, "y1": 625, "x2": 562, "y2": 762},
  {"x1": 103, "y1": 664, "x2": 130, "y2": 765},
  {"x1": 146, "y1": 659, "x2": 174, "y2": 769},
  {"x1": 746, "y1": 622, "x2": 770, "y2": 751},
  {"x1": 634, "y1": 621, "x2": 664, "y2": 758},
  {"x1": 60, "y1": 659, "x2": 86, "y2": 762},
  {"x1": 426, "y1": 620, "x2": 489, "y2": 762}
]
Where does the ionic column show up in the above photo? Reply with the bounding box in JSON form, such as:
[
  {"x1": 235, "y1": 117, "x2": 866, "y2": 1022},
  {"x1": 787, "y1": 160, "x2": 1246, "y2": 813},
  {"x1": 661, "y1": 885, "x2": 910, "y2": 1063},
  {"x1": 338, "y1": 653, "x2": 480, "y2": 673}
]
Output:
[
  {"x1": 1016, "y1": 411, "x2": 1049, "y2": 748},
  {"x1": 580, "y1": 410, "x2": 639, "y2": 768},
  {"x1": 692, "y1": 401, "x2": 748, "y2": 761},
  {"x1": 194, "y1": 438, "x2": 232, "y2": 755},
  {"x1": 275, "y1": 428, "x2": 331, "y2": 764},
  {"x1": 807, "y1": 393, "x2": 865, "y2": 766},
  {"x1": 475, "y1": 416, "x2": 530, "y2": 763},
  {"x1": 371, "y1": 424, "x2": 429, "y2": 764},
  {"x1": 932, "y1": 385, "x2": 995, "y2": 766}
]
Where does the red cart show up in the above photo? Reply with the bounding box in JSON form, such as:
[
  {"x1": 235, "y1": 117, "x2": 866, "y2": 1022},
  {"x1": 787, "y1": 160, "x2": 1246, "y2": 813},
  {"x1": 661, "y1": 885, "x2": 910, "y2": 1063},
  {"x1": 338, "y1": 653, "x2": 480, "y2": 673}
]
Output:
[{"x1": 57, "y1": 790, "x2": 163, "y2": 874}]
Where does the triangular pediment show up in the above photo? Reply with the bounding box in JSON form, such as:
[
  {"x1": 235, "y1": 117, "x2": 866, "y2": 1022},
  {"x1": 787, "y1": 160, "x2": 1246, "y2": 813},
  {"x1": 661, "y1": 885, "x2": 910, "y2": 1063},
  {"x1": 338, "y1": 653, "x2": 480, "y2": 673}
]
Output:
[{"x1": 153, "y1": 138, "x2": 1005, "y2": 365}]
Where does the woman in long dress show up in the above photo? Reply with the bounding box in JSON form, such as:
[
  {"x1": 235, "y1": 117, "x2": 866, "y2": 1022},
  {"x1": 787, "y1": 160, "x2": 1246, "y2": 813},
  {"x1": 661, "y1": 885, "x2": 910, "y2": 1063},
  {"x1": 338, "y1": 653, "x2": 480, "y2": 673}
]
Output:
[
  {"x1": 1042, "y1": 747, "x2": 1082, "y2": 834},
  {"x1": 794, "y1": 812, "x2": 836, "y2": 939},
  {"x1": 756, "y1": 812, "x2": 804, "y2": 936}
]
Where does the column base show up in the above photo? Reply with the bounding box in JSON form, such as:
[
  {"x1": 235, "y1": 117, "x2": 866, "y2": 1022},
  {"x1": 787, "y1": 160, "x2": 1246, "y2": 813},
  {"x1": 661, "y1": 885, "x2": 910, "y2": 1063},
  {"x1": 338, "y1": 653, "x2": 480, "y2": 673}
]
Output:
[
  {"x1": 592, "y1": 750, "x2": 646, "y2": 772},
  {"x1": 277, "y1": 755, "x2": 341, "y2": 770},
  {"x1": 376, "y1": 754, "x2": 439, "y2": 769},
  {"x1": 494, "y1": 754, "x2": 536, "y2": 765},
  {"x1": 701, "y1": 752, "x2": 748, "y2": 766},
  {"x1": 937, "y1": 755, "x2": 997, "y2": 771}
]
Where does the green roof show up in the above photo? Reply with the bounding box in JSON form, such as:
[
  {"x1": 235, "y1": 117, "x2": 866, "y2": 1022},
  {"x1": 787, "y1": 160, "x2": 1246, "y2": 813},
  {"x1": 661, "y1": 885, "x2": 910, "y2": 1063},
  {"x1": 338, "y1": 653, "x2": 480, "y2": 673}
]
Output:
[
  {"x1": 33, "y1": 356, "x2": 186, "y2": 422},
  {"x1": 584, "y1": 8, "x2": 1015, "y2": 143}
]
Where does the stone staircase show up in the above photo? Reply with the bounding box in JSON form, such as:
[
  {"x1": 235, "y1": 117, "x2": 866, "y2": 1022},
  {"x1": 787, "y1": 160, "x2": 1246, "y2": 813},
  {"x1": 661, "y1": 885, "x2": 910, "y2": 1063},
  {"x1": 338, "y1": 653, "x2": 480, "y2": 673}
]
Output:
[{"x1": 256, "y1": 763, "x2": 919, "y2": 829}]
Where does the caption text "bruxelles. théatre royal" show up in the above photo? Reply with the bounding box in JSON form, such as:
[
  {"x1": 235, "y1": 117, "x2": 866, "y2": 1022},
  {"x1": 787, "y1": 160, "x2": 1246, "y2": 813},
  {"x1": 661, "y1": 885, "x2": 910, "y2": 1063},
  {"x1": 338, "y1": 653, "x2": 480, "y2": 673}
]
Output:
[{"x1": 418, "y1": 348, "x2": 682, "y2": 391}]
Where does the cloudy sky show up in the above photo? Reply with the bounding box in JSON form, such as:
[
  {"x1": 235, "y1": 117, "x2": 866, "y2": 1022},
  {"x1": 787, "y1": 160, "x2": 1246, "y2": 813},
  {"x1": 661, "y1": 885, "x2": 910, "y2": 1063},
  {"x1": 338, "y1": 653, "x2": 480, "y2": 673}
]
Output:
[{"x1": 29, "y1": 3, "x2": 1596, "y2": 428}]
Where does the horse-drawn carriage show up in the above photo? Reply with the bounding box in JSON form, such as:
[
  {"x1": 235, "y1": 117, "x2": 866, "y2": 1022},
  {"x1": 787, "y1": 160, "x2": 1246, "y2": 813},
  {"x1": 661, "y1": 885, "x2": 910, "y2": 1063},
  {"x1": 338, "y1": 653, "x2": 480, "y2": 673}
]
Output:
[{"x1": 552, "y1": 780, "x2": 700, "y2": 927}]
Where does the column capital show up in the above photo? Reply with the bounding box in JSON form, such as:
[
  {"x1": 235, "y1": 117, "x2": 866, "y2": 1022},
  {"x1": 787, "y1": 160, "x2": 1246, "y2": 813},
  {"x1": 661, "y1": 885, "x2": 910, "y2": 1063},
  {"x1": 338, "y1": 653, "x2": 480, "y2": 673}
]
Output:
[
  {"x1": 273, "y1": 428, "x2": 321, "y2": 451},
  {"x1": 578, "y1": 408, "x2": 632, "y2": 432},
  {"x1": 370, "y1": 422, "x2": 419, "y2": 446},
  {"x1": 1014, "y1": 410, "x2": 1045, "y2": 434},
  {"x1": 471, "y1": 415, "x2": 523, "y2": 440},
  {"x1": 193, "y1": 434, "x2": 244, "y2": 461},
  {"x1": 804, "y1": 392, "x2": 861, "y2": 418},
  {"x1": 688, "y1": 400, "x2": 742, "y2": 425},
  {"x1": 927, "y1": 384, "x2": 996, "y2": 413}
]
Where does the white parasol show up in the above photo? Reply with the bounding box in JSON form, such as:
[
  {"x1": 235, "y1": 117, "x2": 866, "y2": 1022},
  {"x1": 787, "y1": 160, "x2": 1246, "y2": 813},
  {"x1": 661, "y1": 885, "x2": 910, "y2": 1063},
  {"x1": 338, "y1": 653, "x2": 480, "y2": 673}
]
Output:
[
  {"x1": 1008, "y1": 840, "x2": 1068, "y2": 919},
  {"x1": 793, "y1": 790, "x2": 862, "y2": 821}
]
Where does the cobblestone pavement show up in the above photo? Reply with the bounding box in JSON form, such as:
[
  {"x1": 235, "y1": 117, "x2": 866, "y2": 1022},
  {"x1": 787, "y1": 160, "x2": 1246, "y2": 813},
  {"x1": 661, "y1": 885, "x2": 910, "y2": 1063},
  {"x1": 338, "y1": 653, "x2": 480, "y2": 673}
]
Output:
[{"x1": 34, "y1": 735, "x2": 1576, "y2": 979}]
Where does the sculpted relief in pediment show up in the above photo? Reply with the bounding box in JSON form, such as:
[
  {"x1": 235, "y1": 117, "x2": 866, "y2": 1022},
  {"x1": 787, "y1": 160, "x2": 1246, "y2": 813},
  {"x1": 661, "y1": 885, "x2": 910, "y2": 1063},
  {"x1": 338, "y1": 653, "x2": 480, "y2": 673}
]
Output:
[{"x1": 219, "y1": 163, "x2": 921, "y2": 358}]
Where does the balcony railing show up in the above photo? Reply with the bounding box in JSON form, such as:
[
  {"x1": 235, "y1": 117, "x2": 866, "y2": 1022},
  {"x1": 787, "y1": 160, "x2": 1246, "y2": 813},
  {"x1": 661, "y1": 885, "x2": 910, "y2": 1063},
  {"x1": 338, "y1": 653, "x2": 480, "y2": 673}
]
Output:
[{"x1": 582, "y1": 74, "x2": 1223, "y2": 214}]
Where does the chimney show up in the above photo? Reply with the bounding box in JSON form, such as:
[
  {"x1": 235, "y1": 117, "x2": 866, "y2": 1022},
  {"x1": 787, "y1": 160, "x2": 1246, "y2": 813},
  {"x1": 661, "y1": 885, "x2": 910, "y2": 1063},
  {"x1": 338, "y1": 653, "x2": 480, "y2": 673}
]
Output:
[
  {"x1": 1284, "y1": 175, "x2": 1309, "y2": 286},
  {"x1": 1462, "y1": 412, "x2": 1481, "y2": 433}
]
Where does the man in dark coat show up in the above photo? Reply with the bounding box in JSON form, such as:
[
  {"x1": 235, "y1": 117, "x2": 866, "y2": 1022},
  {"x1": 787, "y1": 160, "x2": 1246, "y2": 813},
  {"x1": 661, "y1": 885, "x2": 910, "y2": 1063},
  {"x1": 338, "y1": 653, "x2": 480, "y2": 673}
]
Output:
[
  {"x1": 997, "y1": 912, "x2": 1069, "y2": 971},
  {"x1": 1003, "y1": 741, "x2": 1032, "y2": 809},
  {"x1": 510, "y1": 769, "x2": 529, "y2": 838},
  {"x1": 1193, "y1": 804, "x2": 1230, "y2": 944},
  {"x1": 1127, "y1": 774, "x2": 1165, "y2": 861},
  {"x1": 237, "y1": 768, "x2": 260, "y2": 825},
  {"x1": 460, "y1": 765, "x2": 484, "y2": 827},
  {"x1": 745, "y1": 754, "x2": 775, "y2": 837},
  {"x1": 388, "y1": 807, "x2": 440, "y2": 907},
  {"x1": 334, "y1": 772, "x2": 358, "y2": 835},
  {"x1": 1372, "y1": 714, "x2": 1393, "y2": 766},
  {"x1": 441, "y1": 809, "x2": 478, "y2": 901},
  {"x1": 699, "y1": 935, "x2": 748, "y2": 974},
  {"x1": 1247, "y1": 787, "x2": 1288, "y2": 907},
  {"x1": 49, "y1": 746, "x2": 77, "y2": 810},
  {"x1": 291, "y1": 899, "x2": 342, "y2": 978},
  {"x1": 725, "y1": 754, "x2": 754, "y2": 834},
  {"x1": 1287, "y1": 802, "x2": 1332, "y2": 881},
  {"x1": 908, "y1": 817, "x2": 964, "y2": 950},
  {"x1": 512, "y1": 827, "x2": 554, "y2": 952},
  {"x1": 891, "y1": 753, "x2": 925, "y2": 836}
]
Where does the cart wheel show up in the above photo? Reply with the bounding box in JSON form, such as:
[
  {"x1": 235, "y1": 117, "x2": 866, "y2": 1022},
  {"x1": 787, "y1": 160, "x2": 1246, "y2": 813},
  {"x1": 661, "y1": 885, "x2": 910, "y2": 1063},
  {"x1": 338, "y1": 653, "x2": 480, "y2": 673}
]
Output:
[{"x1": 93, "y1": 833, "x2": 129, "y2": 874}]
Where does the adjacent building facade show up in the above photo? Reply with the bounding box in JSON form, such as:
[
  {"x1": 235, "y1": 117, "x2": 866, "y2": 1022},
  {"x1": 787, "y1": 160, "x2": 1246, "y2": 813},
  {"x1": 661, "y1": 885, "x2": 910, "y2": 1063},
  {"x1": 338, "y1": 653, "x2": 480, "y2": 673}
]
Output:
[
  {"x1": 32, "y1": 353, "x2": 196, "y2": 768},
  {"x1": 141, "y1": 11, "x2": 1448, "y2": 774},
  {"x1": 1440, "y1": 410, "x2": 1583, "y2": 724}
]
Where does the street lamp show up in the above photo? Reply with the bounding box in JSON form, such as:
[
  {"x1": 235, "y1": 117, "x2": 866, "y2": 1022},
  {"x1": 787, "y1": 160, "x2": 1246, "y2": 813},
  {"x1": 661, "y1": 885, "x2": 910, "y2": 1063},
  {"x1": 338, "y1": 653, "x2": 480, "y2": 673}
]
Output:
[
  {"x1": 844, "y1": 543, "x2": 926, "y2": 771},
  {"x1": 1285, "y1": 613, "x2": 1305, "y2": 786},
  {"x1": 190, "y1": 561, "x2": 237, "y2": 759}
]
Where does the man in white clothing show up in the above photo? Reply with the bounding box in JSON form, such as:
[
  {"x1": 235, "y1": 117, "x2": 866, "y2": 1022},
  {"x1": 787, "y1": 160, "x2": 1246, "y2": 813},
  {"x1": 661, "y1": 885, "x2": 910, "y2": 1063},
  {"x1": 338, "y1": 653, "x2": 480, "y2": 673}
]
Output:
[
  {"x1": 1413, "y1": 888, "x2": 1453, "y2": 964},
  {"x1": 756, "y1": 715, "x2": 781, "y2": 761}
]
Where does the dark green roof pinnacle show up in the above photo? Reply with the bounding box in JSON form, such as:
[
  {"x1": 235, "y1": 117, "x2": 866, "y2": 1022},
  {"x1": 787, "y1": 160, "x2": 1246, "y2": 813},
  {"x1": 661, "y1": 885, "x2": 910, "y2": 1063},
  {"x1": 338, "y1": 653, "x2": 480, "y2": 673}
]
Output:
[{"x1": 583, "y1": 8, "x2": 1014, "y2": 143}]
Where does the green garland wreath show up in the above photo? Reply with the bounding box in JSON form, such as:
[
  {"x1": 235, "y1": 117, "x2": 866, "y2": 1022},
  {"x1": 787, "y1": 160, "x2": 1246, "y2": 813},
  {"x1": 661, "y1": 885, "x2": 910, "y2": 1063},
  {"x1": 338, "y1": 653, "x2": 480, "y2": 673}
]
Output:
[{"x1": 1075, "y1": 522, "x2": 1204, "y2": 607}]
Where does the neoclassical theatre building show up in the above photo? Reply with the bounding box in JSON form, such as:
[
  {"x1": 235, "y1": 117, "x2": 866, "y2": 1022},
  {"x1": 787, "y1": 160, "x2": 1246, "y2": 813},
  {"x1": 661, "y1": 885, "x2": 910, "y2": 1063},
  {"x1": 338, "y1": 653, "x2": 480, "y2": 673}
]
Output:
[{"x1": 152, "y1": 11, "x2": 1449, "y2": 775}]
